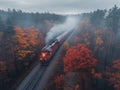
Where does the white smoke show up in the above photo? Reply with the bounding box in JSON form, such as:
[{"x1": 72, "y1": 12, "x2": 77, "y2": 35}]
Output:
[{"x1": 45, "y1": 16, "x2": 79, "y2": 44}]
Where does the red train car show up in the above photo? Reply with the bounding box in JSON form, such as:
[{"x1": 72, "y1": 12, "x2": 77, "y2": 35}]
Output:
[
  {"x1": 39, "y1": 30, "x2": 72, "y2": 65},
  {"x1": 39, "y1": 40, "x2": 60, "y2": 65}
]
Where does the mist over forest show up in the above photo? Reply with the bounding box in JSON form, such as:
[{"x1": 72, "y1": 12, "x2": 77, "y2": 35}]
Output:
[{"x1": 0, "y1": 5, "x2": 120, "y2": 90}]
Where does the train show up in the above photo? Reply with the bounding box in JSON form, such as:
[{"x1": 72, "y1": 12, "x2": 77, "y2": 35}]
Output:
[{"x1": 39, "y1": 30, "x2": 72, "y2": 65}]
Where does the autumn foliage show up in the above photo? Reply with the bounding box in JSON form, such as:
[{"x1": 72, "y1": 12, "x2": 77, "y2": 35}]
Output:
[
  {"x1": 63, "y1": 42, "x2": 69, "y2": 51},
  {"x1": 106, "y1": 59, "x2": 120, "y2": 90},
  {"x1": 63, "y1": 44, "x2": 97, "y2": 72},
  {"x1": 14, "y1": 26, "x2": 44, "y2": 60},
  {"x1": 55, "y1": 74, "x2": 64, "y2": 89}
]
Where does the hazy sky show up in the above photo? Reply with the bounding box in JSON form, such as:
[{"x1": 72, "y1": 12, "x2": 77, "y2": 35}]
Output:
[{"x1": 0, "y1": 0, "x2": 120, "y2": 14}]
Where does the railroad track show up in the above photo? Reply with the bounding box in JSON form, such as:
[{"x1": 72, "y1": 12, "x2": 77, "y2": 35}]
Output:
[
  {"x1": 17, "y1": 30, "x2": 75, "y2": 90},
  {"x1": 17, "y1": 65, "x2": 46, "y2": 90}
]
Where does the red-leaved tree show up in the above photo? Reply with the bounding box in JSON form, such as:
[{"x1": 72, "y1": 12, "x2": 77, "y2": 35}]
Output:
[
  {"x1": 106, "y1": 59, "x2": 120, "y2": 90},
  {"x1": 55, "y1": 74, "x2": 64, "y2": 90},
  {"x1": 63, "y1": 44, "x2": 97, "y2": 72}
]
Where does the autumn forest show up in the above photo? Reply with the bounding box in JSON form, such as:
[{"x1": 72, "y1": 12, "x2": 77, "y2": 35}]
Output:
[{"x1": 0, "y1": 5, "x2": 120, "y2": 90}]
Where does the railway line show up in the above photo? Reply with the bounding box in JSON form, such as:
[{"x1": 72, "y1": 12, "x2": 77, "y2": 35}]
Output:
[
  {"x1": 17, "y1": 29, "x2": 76, "y2": 90},
  {"x1": 17, "y1": 64, "x2": 48, "y2": 90},
  {"x1": 24, "y1": 66, "x2": 46, "y2": 90}
]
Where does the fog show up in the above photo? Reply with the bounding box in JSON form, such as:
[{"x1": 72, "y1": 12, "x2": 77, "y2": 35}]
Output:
[
  {"x1": 45, "y1": 16, "x2": 79, "y2": 44},
  {"x1": 0, "y1": 0, "x2": 120, "y2": 14}
]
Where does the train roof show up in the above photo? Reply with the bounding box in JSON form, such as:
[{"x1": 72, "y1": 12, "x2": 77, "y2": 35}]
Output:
[{"x1": 42, "y1": 39, "x2": 58, "y2": 51}]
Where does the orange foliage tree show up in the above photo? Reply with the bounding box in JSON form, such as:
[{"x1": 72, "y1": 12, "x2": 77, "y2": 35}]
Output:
[
  {"x1": 95, "y1": 37, "x2": 103, "y2": 46},
  {"x1": 106, "y1": 59, "x2": 120, "y2": 90},
  {"x1": 63, "y1": 44, "x2": 97, "y2": 72},
  {"x1": 14, "y1": 26, "x2": 44, "y2": 61},
  {"x1": 63, "y1": 42, "x2": 69, "y2": 51},
  {"x1": 82, "y1": 31, "x2": 91, "y2": 47},
  {"x1": 94, "y1": 30, "x2": 104, "y2": 50}
]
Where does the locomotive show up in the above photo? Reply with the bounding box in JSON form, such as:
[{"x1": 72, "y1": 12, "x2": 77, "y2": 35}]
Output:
[{"x1": 39, "y1": 30, "x2": 72, "y2": 65}]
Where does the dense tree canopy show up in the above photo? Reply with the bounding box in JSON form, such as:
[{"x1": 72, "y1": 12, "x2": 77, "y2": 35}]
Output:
[
  {"x1": 106, "y1": 59, "x2": 120, "y2": 90},
  {"x1": 0, "y1": 5, "x2": 120, "y2": 90},
  {"x1": 105, "y1": 5, "x2": 120, "y2": 33},
  {"x1": 63, "y1": 44, "x2": 97, "y2": 72}
]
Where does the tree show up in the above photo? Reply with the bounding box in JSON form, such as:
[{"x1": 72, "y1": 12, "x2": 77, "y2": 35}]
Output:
[
  {"x1": 55, "y1": 74, "x2": 64, "y2": 90},
  {"x1": 105, "y1": 5, "x2": 120, "y2": 33},
  {"x1": 63, "y1": 44, "x2": 97, "y2": 72},
  {"x1": 90, "y1": 9, "x2": 106, "y2": 28},
  {"x1": 3, "y1": 16, "x2": 15, "y2": 38},
  {"x1": 95, "y1": 37, "x2": 103, "y2": 46},
  {"x1": 2, "y1": 17, "x2": 16, "y2": 71},
  {"x1": 63, "y1": 42, "x2": 69, "y2": 51},
  {"x1": 0, "y1": 16, "x2": 5, "y2": 32},
  {"x1": 106, "y1": 59, "x2": 120, "y2": 90},
  {"x1": 14, "y1": 26, "x2": 43, "y2": 61},
  {"x1": 82, "y1": 31, "x2": 91, "y2": 47}
]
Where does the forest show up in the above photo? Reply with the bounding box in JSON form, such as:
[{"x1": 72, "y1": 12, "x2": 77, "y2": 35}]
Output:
[
  {"x1": 0, "y1": 5, "x2": 120, "y2": 90},
  {"x1": 0, "y1": 9, "x2": 64, "y2": 89}
]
